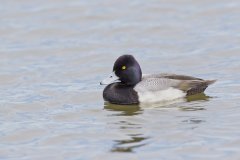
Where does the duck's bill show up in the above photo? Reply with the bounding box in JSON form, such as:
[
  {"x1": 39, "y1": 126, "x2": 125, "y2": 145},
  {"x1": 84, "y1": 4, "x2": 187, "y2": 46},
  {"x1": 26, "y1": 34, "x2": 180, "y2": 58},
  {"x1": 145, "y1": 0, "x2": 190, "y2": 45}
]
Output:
[{"x1": 100, "y1": 72, "x2": 120, "y2": 85}]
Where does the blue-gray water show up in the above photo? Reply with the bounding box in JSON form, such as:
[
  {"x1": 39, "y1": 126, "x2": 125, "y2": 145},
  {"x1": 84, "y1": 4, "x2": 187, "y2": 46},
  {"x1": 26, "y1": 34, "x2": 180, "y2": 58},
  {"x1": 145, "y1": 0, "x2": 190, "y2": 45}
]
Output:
[{"x1": 0, "y1": 0, "x2": 240, "y2": 159}]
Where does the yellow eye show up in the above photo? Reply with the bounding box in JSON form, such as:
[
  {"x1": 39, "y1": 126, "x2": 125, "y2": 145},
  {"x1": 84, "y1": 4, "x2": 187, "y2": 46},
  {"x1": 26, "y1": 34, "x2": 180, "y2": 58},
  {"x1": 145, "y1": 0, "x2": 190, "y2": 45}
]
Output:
[{"x1": 122, "y1": 66, "x2": 126, "y2": 70}]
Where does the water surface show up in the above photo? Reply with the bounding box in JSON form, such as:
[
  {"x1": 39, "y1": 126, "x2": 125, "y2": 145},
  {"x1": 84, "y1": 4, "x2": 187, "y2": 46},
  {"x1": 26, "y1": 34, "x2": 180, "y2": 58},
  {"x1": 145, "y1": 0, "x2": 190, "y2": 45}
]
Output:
[{"x1": 0, "y1": 0, "x2": 240, "y2": 159}]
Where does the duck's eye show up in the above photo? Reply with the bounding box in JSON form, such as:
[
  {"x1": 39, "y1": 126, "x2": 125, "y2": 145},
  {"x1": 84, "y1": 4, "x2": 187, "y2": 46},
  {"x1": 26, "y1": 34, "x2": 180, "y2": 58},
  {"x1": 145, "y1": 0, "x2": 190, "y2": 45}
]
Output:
[{"x1": 121, "y1": 66, "x2": 126, "y2": 70}]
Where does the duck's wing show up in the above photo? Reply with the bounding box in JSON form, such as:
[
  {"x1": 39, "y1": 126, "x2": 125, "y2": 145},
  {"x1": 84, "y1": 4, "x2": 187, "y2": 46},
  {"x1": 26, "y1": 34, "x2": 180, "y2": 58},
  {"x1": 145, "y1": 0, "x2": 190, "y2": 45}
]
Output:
[
  {"x1": 143, "y1": 73, "x2": 204, "y2": 81},
  {"x1": 135, "y1": 77, "x2": 180, "y2": 92},
  {"x1": 135, "y1": 75, "x2": 216, "y2": 93}
]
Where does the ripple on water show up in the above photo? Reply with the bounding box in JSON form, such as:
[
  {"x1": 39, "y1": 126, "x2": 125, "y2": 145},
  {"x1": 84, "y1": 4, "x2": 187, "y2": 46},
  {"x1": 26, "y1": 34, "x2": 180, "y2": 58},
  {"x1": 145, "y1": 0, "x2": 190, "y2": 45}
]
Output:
[{"x1": 1, "y1": 0, "x2": 240, "y2": 159}]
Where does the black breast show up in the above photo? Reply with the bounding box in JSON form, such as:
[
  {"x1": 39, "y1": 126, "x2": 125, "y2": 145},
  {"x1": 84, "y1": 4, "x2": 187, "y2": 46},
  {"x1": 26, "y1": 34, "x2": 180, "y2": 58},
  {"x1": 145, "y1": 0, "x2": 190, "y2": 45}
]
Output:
[{"x1": 103, "y1": 83, "x2": 139, "y2": 105}]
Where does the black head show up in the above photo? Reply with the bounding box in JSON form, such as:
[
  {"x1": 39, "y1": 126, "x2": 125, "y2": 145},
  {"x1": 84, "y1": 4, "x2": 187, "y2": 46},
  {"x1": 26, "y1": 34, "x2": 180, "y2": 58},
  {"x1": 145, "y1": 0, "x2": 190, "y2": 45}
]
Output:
[{"x1": 113, "y1": 55, "x2": 142, "y2": 85}]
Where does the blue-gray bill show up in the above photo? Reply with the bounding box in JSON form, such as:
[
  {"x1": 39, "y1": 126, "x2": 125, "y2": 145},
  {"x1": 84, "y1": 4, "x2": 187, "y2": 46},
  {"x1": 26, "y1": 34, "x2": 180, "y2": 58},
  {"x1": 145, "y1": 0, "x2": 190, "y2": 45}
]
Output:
[{"x1": 100, "y1": 72, "x2": 120, "y2": 85}]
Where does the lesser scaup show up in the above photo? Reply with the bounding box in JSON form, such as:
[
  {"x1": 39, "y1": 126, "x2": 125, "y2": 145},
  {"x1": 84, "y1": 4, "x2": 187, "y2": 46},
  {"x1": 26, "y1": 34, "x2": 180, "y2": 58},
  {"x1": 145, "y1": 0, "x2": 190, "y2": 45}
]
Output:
[{"x1": 100, "y1": 55, "x2": 216, "y2": 105}]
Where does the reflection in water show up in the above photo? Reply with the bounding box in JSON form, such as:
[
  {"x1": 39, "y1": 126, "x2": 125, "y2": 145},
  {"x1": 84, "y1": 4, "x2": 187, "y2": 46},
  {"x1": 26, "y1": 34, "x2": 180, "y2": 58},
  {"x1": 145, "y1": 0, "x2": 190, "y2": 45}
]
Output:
[
  {"x1": 179, "y1": 106, "x2": 206, "y2": 111},
  {"x1": 111, "y1": 134, "x2": 148, "y2": 153},
  {"x1": 103, "y1": 93, "x2": 211, "y2": 152},
  {"x1": 179, "y1": 93, "x2": 209, "y2": 129},
  {"x1": 182, "y1": 118, "x2": 205, "y2": 124},
  {"x1": 181, "y1": 117, "x2": 206, "y2": 130},
  {"x1": 180, "y1": 93, "x2": 211, "y2": 111},
  {"x1": 104, "y1": 102, "x2": 142, "y2": 116},
  {"x1": 104, "y1": 103, "x2": 148, "y2": 152},
  {"x1": 186, "y1": 93, "x2": 210, "y2": 102}
]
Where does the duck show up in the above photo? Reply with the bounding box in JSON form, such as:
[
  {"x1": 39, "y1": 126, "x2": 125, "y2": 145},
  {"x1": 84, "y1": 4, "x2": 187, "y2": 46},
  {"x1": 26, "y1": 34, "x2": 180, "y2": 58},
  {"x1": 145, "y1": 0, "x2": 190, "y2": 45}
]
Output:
[{"x1": 100, "y1": 55, "x2": 216, "y2": 105}]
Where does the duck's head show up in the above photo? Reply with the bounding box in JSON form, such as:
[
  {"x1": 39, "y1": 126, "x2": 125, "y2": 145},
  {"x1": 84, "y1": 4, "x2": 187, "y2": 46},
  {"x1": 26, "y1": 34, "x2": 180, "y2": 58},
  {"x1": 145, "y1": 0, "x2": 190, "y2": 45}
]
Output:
[{"x1": 100, "y1": 55, "x2": 142, "y2": 86}]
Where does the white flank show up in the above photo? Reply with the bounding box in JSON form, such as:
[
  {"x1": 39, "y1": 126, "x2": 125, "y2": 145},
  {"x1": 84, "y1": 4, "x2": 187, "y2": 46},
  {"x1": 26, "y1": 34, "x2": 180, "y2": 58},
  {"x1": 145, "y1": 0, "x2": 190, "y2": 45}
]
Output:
[{"x1": 135, "y1": 87, "x2": 186, "y2": 104}]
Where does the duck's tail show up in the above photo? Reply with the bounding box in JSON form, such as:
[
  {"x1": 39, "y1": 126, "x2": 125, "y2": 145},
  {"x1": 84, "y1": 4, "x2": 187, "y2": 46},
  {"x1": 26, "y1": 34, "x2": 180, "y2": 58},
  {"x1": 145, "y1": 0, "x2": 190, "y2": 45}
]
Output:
[{"x1": 205, "y1": 79, "x2": 217, "y2": 86}]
